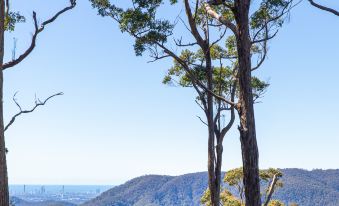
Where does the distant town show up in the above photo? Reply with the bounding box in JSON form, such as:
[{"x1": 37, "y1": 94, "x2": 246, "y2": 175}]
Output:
[{"x1": 9, "y1": 185, "x2": 112, "y2": 204}]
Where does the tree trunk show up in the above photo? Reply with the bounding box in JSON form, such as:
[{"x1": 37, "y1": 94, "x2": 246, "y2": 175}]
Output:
[
  {"x1": 214, "y1": 137, "x2": 223, "y2": 204},
  {"x1": 234, "y1": 0, "x2": 261, "y2": 205},
  {"x1": 0, "y1": 71, "x2": 8, "y2": 206},
  {"x1": 0, "y1": 0, "x2": 9, "y2": 205},
  {"x1": 205, "y1": 48, "x2": 220, "y2": 206},
  {"x1": 207, "y1": 131, "x2": 218, "y2": 206}
]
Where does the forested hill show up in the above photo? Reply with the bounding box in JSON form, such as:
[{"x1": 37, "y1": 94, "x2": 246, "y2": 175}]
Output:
[{"x1": 82, "y1": 169, "x2": 339, "y2": 206}]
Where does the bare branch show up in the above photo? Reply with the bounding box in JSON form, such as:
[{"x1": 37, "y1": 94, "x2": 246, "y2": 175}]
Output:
[
  {"x1": 251, "y1": 29, "x2": 278, "y2": 44},
  {"x1": 309, "y1": 0, "x2": 339, "y2": 16},
  {"x1": 5, "y1": 92, "x2": 63, "y2": 132},
  {"x1": 184, "y1": 0, "x2": 206, "y2": 48},
  {"x1": 147, "y1": 54, "x2": 171, "y2": 63},
  {"x1": 197, "y1": 115, "x2": 208, "y2": 126},
  {"x1": 252, "y1": 22, "x2": 269, "y2": 71},
  {"x1": 178, "y1": 16, "x2": 194, "y2": 35},
  {"x1": 2, "y1": 0, "x2": 76, "y2": 71},
  {"x1": 210, "y1": 27, "x2": 227, "y2": 48},
  {"x1": 174, "y1": 37, "x2": 198, "y2": 47}
]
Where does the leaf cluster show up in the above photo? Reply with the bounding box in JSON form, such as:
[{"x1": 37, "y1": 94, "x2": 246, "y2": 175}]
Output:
[
  {"x1": 5, "y1": 11, "x2": 25, "y2": 32},
  {"x1": 90, "y1": 0, "x2": 174, "y2": 55}
]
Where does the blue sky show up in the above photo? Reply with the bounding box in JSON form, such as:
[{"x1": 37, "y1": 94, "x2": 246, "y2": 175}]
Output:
[{"x1": 4, "y1": 0, "x2": 339, "y2": 185}]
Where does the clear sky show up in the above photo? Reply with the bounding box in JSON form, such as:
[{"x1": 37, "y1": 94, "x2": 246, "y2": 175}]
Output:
[{"x1": 4, "y1": 0, "x2": 339, "y2": 185}]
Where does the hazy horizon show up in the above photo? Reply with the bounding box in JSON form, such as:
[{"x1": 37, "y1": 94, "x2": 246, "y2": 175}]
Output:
[{"x1": 7, "y1": 167, "x2": 339, "y2": 185}]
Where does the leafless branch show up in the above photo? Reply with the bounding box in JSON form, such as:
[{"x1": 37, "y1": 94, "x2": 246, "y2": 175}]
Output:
[
  {"x1": 179, "y1": 16, "x2": 194, "y2": 34},
  {"x1": 2, "y1": 0, "x2": 76, "y2": 71},
  {"x1": 197, "y1": 115, "x2": 208, "y2": 126},
  {"x1": 147, "y1": 54, "x2": 171, "y2": 63},
  {"x1": 309, "y1": 0, "x2": 339, "y2": 16},
  {"x1": 4, "y1": 92, "x2": 63, "y2": 132},
  {"x1": 210, "y1": 27, "x2": 227, "y2": 48},
  {"x1": 184, "y1": 0, "x2": 206, "y2": 48},
  {"x1": 251, "y1": 29, "x2": 279, "y2": 44},
  {"x1": 174, "y1": 37, "x2": 198, "y2": 47},
  {"x1": 251, "y1": 23, "x2": 269, "y2": 71}
]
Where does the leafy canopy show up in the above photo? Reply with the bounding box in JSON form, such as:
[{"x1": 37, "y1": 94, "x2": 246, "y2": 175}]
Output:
[{"x1": 201, "y1": 168, "x2": 285, "y2": 206}]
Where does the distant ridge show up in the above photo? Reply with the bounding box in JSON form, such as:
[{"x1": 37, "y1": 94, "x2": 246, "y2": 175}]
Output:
[{"x1": 82, "y1": 169, "x2": 339, "y2": 206}]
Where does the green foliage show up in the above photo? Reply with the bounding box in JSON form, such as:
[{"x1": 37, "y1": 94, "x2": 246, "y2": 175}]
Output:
[
  {"x1": 201, "y1": 188, "x2": 244, "y2": 206},
  {"x1": 260, "y1": 168, "x2": 283, "y2": 181},
  {"x1": 163, "y1": 46, "x2": 269, "y2": 103},
  {"x1": 268, "y1": 200, "x2": 285, "y2": 206},
  {"x1": 5, "y1": 11, "x2": 25, "y2": 32},
  {"x1": 201, "y1": 168, "x2": 284, "y2": 206},
  {"x1": 90, "y1": 0, "x2": 174, "y2": 56},
  {"x1": 220, "y1": 190, "x2": 243, "y2": 206},
  {"x1": 200, "y1": 189, "x2": 212, "y2": 206},
  {"x1": 89, "y1": 0, "x2": 292, "y2": 109},
  {"x1": 224, "y1": 167, "x2": 243, "y2": 187},
  {"x1": 251, "y1": 0, "x2": 290, "y2": 29}
]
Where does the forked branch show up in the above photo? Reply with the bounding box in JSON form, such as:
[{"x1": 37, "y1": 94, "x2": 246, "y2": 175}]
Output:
[{"x1": 4, "y1": 92, "x2": 63, "y2": 131}]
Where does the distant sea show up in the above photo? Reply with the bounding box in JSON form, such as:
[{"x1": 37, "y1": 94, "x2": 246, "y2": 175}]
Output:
[
  {"x1": 9, "y1": 185, "x2": 113, "y2": 204},
  {"x1": 9, "y1": 185, "x2": 112, "y2": 195}
]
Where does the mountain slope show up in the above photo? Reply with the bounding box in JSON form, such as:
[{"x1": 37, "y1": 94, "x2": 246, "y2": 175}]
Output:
[
  {"x1": 274, "y1": 169, "x2": 339, "y2": 206},
  {"x1": 82, "y1": 169, "x2": 339, "y2": 206}
]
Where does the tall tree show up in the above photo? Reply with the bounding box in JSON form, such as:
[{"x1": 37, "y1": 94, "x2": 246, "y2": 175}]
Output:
[
  {"x1": 163, "y1": 47, "x2": 268, "y2": 205},
  {"x1": 90, "y1": 0, "x2": 290, "y2": 205},
  {"x1": 204, "y1": 1, "x2": 294, "y2": 205},
  {"x1": 0, "y1": 1, "x2": 76, "y2": 205}
]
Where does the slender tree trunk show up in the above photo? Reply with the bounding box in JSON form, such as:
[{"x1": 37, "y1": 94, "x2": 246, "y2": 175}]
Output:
[
  {"x1": 205, "y1": 49, "x2": 220, "y2": 206},
  {"x1": 234, "y1": 0, "x2": 261, "y2": 205},
  {"x1": 0, "y1": 0, "x2": 9, "y2": 205},
  {"x1": 207, "y1": 130, "x2": 218, "y2": 206},
  {"x1": 0, "y1": 71, "x2": 8, "y2": 206},
  {"x1": 214, "y1": 136, "x2": 223, "y2": 203}
]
